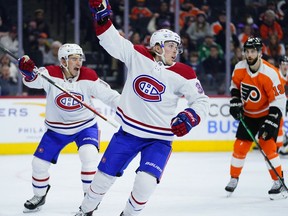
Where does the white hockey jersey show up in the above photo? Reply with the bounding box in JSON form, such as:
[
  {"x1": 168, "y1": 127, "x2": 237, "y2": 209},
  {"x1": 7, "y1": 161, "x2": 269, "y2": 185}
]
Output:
[
  {"x1": 96, "y1": 21, "x2": 209, "y2": 141},
  {"x1": 23, "y1": 65, "x2": 120, "y2": 135}
]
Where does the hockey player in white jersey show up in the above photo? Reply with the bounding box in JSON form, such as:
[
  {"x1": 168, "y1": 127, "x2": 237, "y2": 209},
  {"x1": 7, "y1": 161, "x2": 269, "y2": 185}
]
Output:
[
  {"x1": 18, "y1": 43, "x2": 120, "y2": 213},
  {"x1": 74, "y1": 1, "x2": 209, "y2": 216},
  {"x1": 278, "y1": 55, "x2": 288, "y2": 155}
]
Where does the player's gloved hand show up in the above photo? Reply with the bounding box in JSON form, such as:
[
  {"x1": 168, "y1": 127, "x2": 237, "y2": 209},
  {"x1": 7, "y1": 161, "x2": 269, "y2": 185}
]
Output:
[
  {"x1": 229, "y1": 97, "x2": 243, "y2": 120},
  {"x1": 18, "y1": 55, "x2": 37, "y2": 81},
  {"x1": 258, "y1": 106, "x2": 282, "y2": 141},
  {"x1": 89, "y1": 0, "x2": 112, "y2": 21},
  {"x1": 171, "y1": 108, "x2": 200, "y2": 137}
]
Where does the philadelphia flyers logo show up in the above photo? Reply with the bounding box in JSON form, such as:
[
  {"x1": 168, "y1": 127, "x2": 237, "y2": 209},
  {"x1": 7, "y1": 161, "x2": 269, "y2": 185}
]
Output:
[
  {"x1": 241, "y1": 83, "x2": 260, "y2": 102},
  {"x1": 55, "y1": 92, "x2": 83, "y2": 111},
  {"x1": 133, "y1": 75, "x2": 165, "y2": 102}
]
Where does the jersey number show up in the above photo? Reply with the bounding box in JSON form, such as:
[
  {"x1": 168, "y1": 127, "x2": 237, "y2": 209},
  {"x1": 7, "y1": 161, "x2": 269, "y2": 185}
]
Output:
[{"x1": 273, "y1": 84, "x2": 285, "y2": 96}]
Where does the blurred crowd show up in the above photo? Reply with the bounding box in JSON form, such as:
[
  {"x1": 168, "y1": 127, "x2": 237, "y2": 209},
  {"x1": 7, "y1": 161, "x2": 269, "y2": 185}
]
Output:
[{"x1": 1, "y1": 0, "x2": 288, "y2": 96}]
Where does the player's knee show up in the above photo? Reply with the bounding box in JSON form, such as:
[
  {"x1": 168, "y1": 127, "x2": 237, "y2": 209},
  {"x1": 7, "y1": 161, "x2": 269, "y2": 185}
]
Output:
[
  {"x1": 259, "y1": 139, "x2": 277, "y2": 156},
  {"x1": 90, "y1": 171, "x2": 116, "y2": 193},
  {"x1": 132, "y1": 171, "x2": 157, "y2": 202},
  {"x1": 234, "y1": 139, "x2": 252, "y2": 156},
  {"x1": 32, "y1": 157, "x2": 51, "y2": 174},
  {"x1": 79, "y1": 144, "x2": 99, "y2": 163}
]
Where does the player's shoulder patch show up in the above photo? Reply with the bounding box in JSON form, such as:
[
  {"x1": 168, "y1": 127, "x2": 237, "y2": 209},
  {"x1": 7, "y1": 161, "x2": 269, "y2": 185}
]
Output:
[
  {"x1": 134, "y1": 45, "x2": 154, "y2": 61},
  {"x1": 45, "y1": 65, "x2": 63, "y2": 78},
  {"x1": 78, "y1": 66, "x2": 99, "y2": 81},
  {"x1": 167, "y1": 62, "x2": 197, "y2": 79}
]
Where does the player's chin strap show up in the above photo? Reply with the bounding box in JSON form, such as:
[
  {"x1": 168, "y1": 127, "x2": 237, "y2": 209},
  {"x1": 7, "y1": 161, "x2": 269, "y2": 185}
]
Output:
[
  {"x1": 155, "y1": 44, "x2": 167, "y2": 65},
  {"x1": 60, "y1": 61, "x2": 75, "y2": 79}
]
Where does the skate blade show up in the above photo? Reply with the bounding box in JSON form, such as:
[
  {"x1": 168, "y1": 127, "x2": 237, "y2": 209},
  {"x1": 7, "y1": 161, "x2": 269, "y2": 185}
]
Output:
[
  {"x1": 269, "y1": 191, "x2": 288, "y2": 200},
  {"x1": 23, "y1": 206, "x2": 42, "y2": 213}
]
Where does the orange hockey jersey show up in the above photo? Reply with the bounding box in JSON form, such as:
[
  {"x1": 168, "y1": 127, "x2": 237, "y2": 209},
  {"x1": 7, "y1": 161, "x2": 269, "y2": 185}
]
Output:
[{"x1": 230, "y1": 59, "x2": 286, "y2": 118}]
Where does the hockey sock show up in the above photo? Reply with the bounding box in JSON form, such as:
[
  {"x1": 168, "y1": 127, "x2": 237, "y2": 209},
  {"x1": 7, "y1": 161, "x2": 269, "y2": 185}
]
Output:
[
  {"x1": 259, "y1": 138, "x2": 283, "y2": 180},
  {"x1": 31, "y1": 157, "x2": 51, "y2": 196},
  {"x1": 81, "y1": 171, "x2": 116, "y2": 213},
  {"x1": 230, "y1": 139, "x2": 252, "y2": 178},
  {"x1": 78, "y1": 144, "x2": 99, "y2": 193},
  {"x1": 122, "y1": 171, "x2": 157, "y2": 216}
]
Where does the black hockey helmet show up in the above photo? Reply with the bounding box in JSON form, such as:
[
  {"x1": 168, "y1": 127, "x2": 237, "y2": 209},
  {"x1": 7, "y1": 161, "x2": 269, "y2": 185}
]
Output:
[
  {"x1": 243, "y1": 37, "x2": 263, "y2": 51},
  {"x1": 279, "y1": 55, "x2": 288, "y2": 63}
]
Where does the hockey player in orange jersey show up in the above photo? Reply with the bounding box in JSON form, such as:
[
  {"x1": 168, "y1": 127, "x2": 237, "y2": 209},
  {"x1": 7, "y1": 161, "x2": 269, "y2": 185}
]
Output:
[{"x1": 225, "y1": 37, "x2": 287, "y2": 200}]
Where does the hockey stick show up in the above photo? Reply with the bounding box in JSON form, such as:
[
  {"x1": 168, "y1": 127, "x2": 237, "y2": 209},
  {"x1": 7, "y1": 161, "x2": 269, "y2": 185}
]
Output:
[
  {"x1": 240, "y1": 116, "x2": 288, "y2": 191},
  {"x1": 0, "y1": 45, "x2": 119, "y2": 128}
]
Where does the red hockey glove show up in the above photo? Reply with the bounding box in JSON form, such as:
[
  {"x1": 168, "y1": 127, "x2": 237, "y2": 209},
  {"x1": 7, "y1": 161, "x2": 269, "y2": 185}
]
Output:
[
  {"x1": 89, "y1": 0, "x2": 112, "y2": 22},
  {"x1": 171, "y1": 108, "x2": 200, "y2": 137},
  {"x1": 18, "y1": 55, "x2": 37, "y2": 81}
]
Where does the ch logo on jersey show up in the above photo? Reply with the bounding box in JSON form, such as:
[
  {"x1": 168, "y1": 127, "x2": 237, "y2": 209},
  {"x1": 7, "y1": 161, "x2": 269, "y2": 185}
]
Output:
[
  {"x1": 55, "y1": 92, "x2": 83, "y2": 111},
  {"x1": 241, "y1": 83, "x2": 260, "y2": 102},
  {"x1": 133, "y1": 75, "x2": 165, "y2": 102}
]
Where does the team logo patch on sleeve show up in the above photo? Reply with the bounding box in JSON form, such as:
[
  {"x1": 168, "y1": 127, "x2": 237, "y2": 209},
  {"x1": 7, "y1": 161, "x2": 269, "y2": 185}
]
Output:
[
  {"x1": 55, "y1": 92, "x2": 84, "y2": 111},
  {"x1": 133, "y1": 75, "x2": 165, "y2": 102}
]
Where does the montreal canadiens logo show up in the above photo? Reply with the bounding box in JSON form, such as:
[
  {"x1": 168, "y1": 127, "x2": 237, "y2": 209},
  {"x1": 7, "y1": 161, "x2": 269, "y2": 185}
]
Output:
[
  {"x1": 55, "y1": 92, "x2": 83, "y2": 111},
  {"x1": 133, "y1": 75, "x2": 165, "y2": 102}
]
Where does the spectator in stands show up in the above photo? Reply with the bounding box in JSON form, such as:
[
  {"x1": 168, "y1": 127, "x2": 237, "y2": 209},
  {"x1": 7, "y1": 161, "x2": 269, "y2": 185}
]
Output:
[
  {"x1": 0, "y1": 53, "x2": 18, "y2": 83},
  {"x1": 186, "y1": 10, "x2": 210, "y2": 46},
  {"x1": 37, "y1": 32, "x2": 50, "y2": 59},
  {"x1": 0, "y1": 64, "x2": 18, "y2": 96},
  {"x1": 259, "y1": 9, "x2": 283, "y2": 42},
  {"x1": 129, "y1": 31, "x2": 142, "y2": 45},
  {"x1": 198, "y1": 34, "x2": 223, "y2": 62},
  {"x1": 23, "y1": 20, "x2": 40, "y2": 55},
  {"x1": 263, "y1": 34, "x2": 285, "y2": 62},
  {"x1": 0, "y1": 25, "x2": 18, "y2": 56},
  {"x1": 210, "y1": 9, "x2": 240, "y2": 52},
  {"x1": 244, "y1": 0, "x2": 267, "y2": 22},
  {"x1": 130, "y1": 0, "x2": 152, "y2": 35},
  {"x1": 146, "y1": 1, "x2": 174, "y2": 34},
  {"x1": 238, "y1": 24, "x2": 256, "y2": 48},
  {"x1": 201, "y1": 44, "x2": 226, "y2": 88},
  {"x1": 230, "y1": 46, "x2": 244, "y2": 71},
  {"x1": 259, "y1": 0, "x2": 284, "y2": 22},
  {"x1": 186, "y1": 51, "x2": 204, "y2": 83},
  {"x1": 43, "y1": 40, "x2": 62, "y2": 66},
  {"x1": 179, "y1": 1, "x2": 200, "y2": 31},
  {"x1": 33, "y1": 9, "x2": 50, "y2": 37},
  {"x1": 179, "y1": 33, "x2": 196, "y2": 63},
  {"x1": 0, "y1": 15, "x2": 9, "y2": 37}
]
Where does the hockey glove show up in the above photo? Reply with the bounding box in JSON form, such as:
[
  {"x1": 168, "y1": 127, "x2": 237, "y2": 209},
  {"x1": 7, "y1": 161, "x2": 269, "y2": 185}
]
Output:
[
  {"x1": 258, "y1": 106, "x2": 282, "y2": 141},
  {"x1": 18, "y1": 55, "x2": 37, "y2": 81},
  {"x1": 229, "y1": 97, "x2": 243, "y2": 120},
  {"x1": 171, "y1": 108, "x2": 200, "y2": 137},
  {"x1": 89, "y1": 0, "x2": 112, "y2": 22}
]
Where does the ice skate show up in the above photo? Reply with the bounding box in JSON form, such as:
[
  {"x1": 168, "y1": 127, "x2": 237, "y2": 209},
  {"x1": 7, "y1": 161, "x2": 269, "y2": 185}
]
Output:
[
  {"x1": 23, "y1": 185, "x2": 51, "y2": 213},
  {"x1": 225, "y1": 177, "x2": 238, "y2": 197},
  {"x1": 74, "y1": 207, "x2": 94, "y2": 216},
  {"x1": 268, "y1": 179, "x2": 288, "y2": 200}
]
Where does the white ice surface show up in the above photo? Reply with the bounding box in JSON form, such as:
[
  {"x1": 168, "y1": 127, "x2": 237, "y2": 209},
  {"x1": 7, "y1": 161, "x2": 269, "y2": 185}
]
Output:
[{"x1": 0, "y1": 152, "x2": 288, "y2": 216}]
